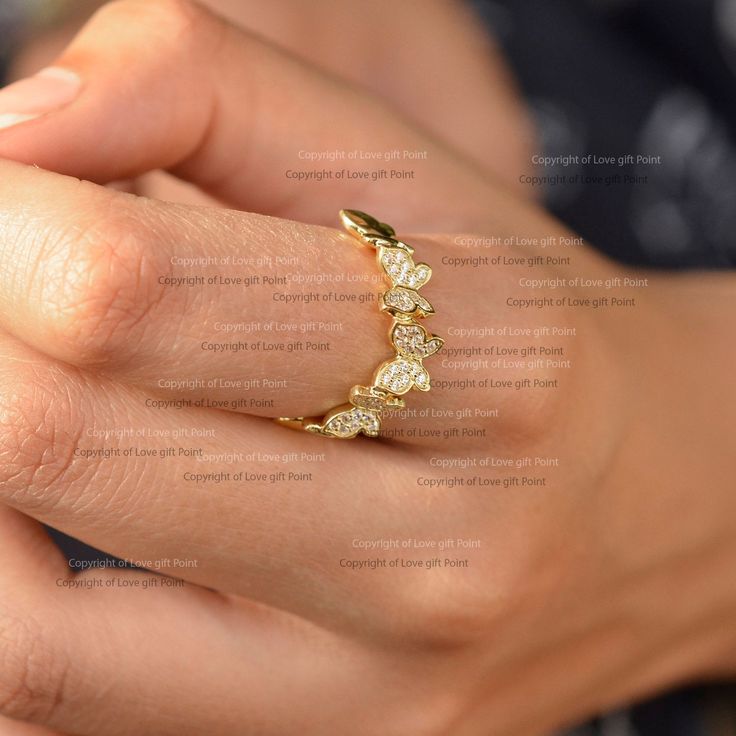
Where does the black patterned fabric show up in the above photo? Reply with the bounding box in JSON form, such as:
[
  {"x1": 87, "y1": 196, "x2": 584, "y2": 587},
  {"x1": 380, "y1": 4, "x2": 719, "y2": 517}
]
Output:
[{"x1": 475, "y1": 0, "x2": 736, "y2": 269}]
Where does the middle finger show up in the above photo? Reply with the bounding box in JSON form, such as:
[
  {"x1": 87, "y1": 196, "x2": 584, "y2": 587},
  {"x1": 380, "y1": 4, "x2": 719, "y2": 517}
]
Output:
[
  {"x1": 0, "y1": 162, "x2": 505, "y2": 441},
  {"x1": 0, "y1": 335, "x2": 472, "y2": 637}
]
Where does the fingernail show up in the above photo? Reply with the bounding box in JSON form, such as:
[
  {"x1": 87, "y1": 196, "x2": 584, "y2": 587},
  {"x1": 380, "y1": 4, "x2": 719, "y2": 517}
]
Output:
[{"x1": 0, "y1": 67, "x2": 82, "y2": 131}]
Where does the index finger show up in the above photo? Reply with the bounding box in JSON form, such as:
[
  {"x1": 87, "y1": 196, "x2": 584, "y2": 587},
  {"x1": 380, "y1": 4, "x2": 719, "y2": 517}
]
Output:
[{"x1": 0, "y1": 0, "x2": 502, "y2": 232}]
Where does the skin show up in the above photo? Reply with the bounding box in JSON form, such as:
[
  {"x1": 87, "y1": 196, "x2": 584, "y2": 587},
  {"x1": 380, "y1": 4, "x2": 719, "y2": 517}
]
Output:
[
  {"x1": 0, "y1": 1, "x2": 734, "y2": 734},
  {"x1": 9, "y1": 0, "x2": 536, "y2": 199}
]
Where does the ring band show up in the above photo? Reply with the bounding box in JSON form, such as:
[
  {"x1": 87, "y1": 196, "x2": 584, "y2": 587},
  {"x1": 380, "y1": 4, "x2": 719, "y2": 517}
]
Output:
[{"x1": 277, "y1": 210, "x2": 443, "y2": 439}]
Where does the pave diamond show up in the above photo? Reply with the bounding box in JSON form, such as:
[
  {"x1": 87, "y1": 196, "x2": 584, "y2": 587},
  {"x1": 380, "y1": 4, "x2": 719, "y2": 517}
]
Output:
[
  {"x1": 286, "y1": 210, "x2": 443, "y2": 440},
  {"x1": 323, "y1": 407, "x2": 381, "y2": 438},
  {"x1": 382, "y1": 287, "x2": 433, "y2": 318},
  {"x1": 380, "y1": 247, "x2": 431, "y2": 289},
  {"x1": 414, "y1": 369, "x2": 429, "y2": 389},
  {"x1": 392, "y1": 324, "x2": 444, "y2": 358},
  {"x1": 350, "y1": 386, "x2": 405, "y2": 411},
  {"x1": 375, "y1": 358, "x2": 429, "y2": 395}
]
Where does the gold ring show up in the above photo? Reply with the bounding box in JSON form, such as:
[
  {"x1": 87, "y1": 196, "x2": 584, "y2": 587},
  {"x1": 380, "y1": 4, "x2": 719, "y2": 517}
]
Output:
[{"x1": 277, "y1": 210, "x2": 443, "y2": 439}]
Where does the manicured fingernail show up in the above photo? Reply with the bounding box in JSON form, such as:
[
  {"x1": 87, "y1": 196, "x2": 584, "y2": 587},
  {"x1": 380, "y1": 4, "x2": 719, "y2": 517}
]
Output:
[{"x1": 0, "y1": 67, "x2": 82, "y2": 131}]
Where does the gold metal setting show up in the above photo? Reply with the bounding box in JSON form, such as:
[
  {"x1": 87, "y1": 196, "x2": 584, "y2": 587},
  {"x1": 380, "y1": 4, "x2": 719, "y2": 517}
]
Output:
[{"x1": 277, "y1": 210, "x2": 443, "y2": 439}]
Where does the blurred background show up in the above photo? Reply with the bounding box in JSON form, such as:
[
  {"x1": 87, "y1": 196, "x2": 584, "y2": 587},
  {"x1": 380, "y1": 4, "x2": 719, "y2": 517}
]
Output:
[
  {"x1": 478, "y1": 0, "x2": 736, "y2": 269},
  {"x1": 0, "y1": 1, "x2": 734, "y2": 734}
]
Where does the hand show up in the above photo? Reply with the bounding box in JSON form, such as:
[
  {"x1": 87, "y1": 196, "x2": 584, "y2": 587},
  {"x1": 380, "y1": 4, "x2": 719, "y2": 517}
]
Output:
[
  {"x1": 7, "y1": 0, "x2": 536, "y2": 203},
  {"x1": 0, "y1": 2, "x2": 734, "y2": 735}
]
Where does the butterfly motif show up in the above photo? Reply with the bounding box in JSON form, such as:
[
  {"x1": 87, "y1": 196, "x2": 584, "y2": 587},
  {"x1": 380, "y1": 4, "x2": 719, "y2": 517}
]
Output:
[
  {"x1": 390, "y1": 323, "x2": 444, "y2": 360},
  {"x1": 379, "y1": 246, "x2": 431, "y2": 289},
  {"x1": 305, "y1": 405, "x2": 381, "y2": 438},
  {"x1": 374, "y1": 358, "x2": 430, "y2": 395},
  {"x1": 381, "y1": 286, "x2": 434, "y2": 320},
  {"x1": 350, "y1": 385, "x2": 405, "y2": 412}
]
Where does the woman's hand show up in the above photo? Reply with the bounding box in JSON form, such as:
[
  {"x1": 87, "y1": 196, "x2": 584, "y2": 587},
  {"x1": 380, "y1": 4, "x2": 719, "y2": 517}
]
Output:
[
  {"x1": 0, "y1": 2, "x2": 734, "y2": 735},
  {"x1": 7, "y1": 0, "x2": 536, "y2": 203}
]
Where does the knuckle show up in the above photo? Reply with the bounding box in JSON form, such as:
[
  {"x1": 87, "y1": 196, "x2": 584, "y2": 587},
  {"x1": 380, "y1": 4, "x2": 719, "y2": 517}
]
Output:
[
  {"x1": 35, "y1": 195, "x2": 167, "y2": 367},
  {"x1": 0, "y1": 611, "x2": 69, "y2": 723},
  {"x1": 382, "y1": 697, "x2": 468, "y2": 736},
  {"x1": 0, "y1": 362, "x2": 85, "y2": 510},
  {"x1": 94, "y1": 0, "x2": 214, "y2": 46},
  {"x1": 499, "y1": 381, "x2": 562, "y2": 451},
  {"x1": 394, "y1": 573, "x2": 497, "y2": 649}
]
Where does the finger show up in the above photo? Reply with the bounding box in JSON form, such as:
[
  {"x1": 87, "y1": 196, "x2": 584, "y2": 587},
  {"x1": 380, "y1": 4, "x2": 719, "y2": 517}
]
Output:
[
  {"x1": 0, "y1": 506, "x2": 77, "y2": 731},
  {"x1": 0, "y1": 333, "x2": 451, "y2": 637},
  {"x1": 0, "y1": 507, "x2": 71, "y2": 587},
  {"x1": 0, "y1": 160, "x2": 388, "y2": 417},
  {"x1": 9, "y1": 0, "x2": 536, "y2": 193},
  {"x1": 0, "y1": 0, "x2": 500, "y2": 232},
  {"x1": 0, "y1": 715, "x2": 67, "y2": 736},
  {"x1": 0, "y1": 161, "x2": 520, "y2": 437},
  {"x1": 0, "y1": 333, "x2": 498, "y2": 643},
  {"x1": 198, "y1": 0, "x2": 535, "y2": 189},
  {"x1": 0, "y1": 502, "x2": 387, "y2": 736},
  {"x1": 3, "y1": 577, "x2": 438, "y2": 736}
]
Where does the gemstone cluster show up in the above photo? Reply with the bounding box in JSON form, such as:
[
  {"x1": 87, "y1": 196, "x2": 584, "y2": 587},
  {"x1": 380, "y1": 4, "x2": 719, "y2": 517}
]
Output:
[{"x1": 279, "y1": 210, "x2": 443, "y2": 439}]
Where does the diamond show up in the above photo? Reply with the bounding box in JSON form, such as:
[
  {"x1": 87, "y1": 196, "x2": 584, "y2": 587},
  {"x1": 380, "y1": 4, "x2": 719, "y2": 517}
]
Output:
[
  {"x1": 350, "y1": 386, "x2": 405, "y2": 411},
  {"x1": 375, "y1": 358, "x2": 421, "y2": 394},
  {"x1": 379, "y1": 247, "x2": 431, "y2": 289},
  {"x1": 391, "y1": 324, "x2": 444, "y2": 358},
  {"x1": 323, "y1": 406, "x2": 381, "y2": 438},
  {"x1": 382, "y1": 287, "x2": 434, "y2": 318}
]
